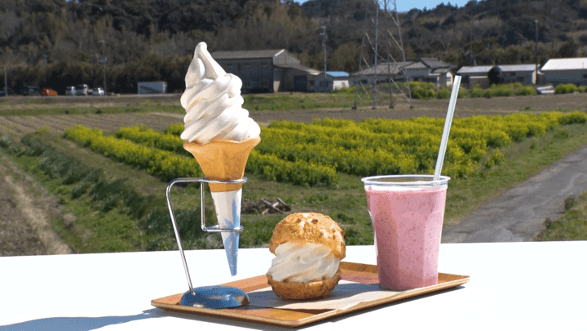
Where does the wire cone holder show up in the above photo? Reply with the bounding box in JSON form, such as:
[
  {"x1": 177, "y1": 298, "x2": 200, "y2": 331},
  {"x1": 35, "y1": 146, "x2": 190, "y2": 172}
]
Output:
[{"x1": 165, "y1": 177, "x2": 250, "y2": 309}]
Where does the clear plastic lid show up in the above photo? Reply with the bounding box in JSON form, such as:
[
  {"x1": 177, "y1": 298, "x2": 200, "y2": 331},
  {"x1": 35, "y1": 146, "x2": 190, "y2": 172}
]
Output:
[{"x1": 361, "y1": 174, "x2": 450, "y2": 187}]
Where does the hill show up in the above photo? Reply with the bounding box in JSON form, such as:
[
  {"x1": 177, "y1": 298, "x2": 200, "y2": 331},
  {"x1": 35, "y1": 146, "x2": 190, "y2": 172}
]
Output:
[{"x1": 1, "y1": 0, "x2": 587, "y2": 93}]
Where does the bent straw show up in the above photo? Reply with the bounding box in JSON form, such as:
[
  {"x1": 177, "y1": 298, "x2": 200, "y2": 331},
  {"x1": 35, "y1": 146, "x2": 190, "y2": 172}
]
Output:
[{"x1": 433, "y1": 75, "x2": 462, "y2": 182}]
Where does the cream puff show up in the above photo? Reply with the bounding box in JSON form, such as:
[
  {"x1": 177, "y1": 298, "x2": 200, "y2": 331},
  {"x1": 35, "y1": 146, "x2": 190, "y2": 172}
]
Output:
[{"x1": 266, "y1": 212, "x2": 346, "y2": 300}]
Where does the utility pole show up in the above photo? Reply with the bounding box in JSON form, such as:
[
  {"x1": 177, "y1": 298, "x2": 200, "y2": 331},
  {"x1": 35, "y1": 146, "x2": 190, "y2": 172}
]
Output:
[
  {"x1": 469, "y1": 23, "x2": 473, "y2": 65},
  {"x1": 535, "y1": 19, "x2": 539, "y2": 84},
  {"x1": 320, "y1": 25, "x2": 327, "y2": 91},
  {"x1": 3, "y1": 65, "x2": 7, "y2": 97},
  {"x1": 372, "y1": 1, "x2": 378, "y2": 110},
  {"x1": 99, "y1": 40, "x2": 107, "y2": 94}
]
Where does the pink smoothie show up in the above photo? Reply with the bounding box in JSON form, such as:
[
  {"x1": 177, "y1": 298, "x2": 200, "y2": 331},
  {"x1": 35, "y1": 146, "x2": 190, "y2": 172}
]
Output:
[{"x1": 366, "y1": 185, "x2": 447, "y2": 290}]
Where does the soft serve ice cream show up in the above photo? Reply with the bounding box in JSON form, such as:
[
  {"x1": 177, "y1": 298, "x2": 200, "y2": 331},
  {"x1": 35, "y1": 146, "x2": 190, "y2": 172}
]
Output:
[
  {"x1": 181, "y1": 42, "x2": 261, "y2": 276},
  {"x1": 180, "y1": 42, "x2": 260, "y2": 144}
]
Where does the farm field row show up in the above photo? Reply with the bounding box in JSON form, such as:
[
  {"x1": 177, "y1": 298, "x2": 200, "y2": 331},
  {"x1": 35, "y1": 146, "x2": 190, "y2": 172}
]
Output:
[
  {"x1": 67, "y1": 111, "x2": 587, "y2": 186},
  {"x1": 1, "y1": 108, "x2": 587, "y2": 253},
  {"x1": 3, "y1": 88, "x2": 587, "y2": 115}
]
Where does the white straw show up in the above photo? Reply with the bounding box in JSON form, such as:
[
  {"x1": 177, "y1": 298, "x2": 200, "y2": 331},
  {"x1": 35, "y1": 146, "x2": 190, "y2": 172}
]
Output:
[{"x1": 433, "y1": 75, "x2": 462, "y2": 182}]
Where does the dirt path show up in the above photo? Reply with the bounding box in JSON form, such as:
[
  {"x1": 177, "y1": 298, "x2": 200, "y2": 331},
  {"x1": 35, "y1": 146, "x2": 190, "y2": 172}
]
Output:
[
  {"x1": 0, "y1": 154, "x2": 72, "y2": 256},
  {"x1": 0, "y1": 174, "x2": 46, "y2": 256},
  {"x1": 442, "y1": 143, "x2": 587, "y2": 243}
]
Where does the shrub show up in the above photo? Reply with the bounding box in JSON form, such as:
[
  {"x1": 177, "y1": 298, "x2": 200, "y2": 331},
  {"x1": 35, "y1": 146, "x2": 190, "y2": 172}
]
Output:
[
  {"x1": 555, "y1": 83, "x2": 577, "y2": 94},
  {"x1": 516, "y1": 86, "x2": 537, "y2": 96},
  {"x1": 436, "y1": 89, "x2": 451, "y2": 99},
  {"x1": 164, "y1": 123, "x2": 184, "y2": 136},
  {"x1": 471, "y1": 86, "x2": 485, "y2": 98},
  {"x1": 411, "y1": 87, "x2": 435, "y2": 99},
  {"x1": 485, "y1": 149, "x2": 505, "y2": 169}
]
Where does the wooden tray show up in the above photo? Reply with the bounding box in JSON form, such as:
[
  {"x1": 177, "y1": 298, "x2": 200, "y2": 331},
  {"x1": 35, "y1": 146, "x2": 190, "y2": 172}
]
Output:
[{"x1": 152, "y1": 262, "x2": 470, "y2": 328}]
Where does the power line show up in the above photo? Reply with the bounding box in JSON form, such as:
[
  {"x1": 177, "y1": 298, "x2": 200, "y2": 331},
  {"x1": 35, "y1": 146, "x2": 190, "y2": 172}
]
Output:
[
  {"x1": 353, "y1": 0, "x2": 413, "y2": 110},
  {"x1": 98, "y1": 40, "x2": 107, "y2": 94}
]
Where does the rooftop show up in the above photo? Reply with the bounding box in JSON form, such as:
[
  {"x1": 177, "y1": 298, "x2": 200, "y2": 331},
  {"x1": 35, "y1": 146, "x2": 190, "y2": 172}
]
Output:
[
  {"x1": 541, "y1": 58, "x2": 587, "y2": 71},
  {"x1": 497, "y1": 64, "x2": 537, "y2": 72},
  {"x1": 274, "y1": 62, "x2": 320, "y2": 75},
  {"x1": 352, "y1": 61, "x2": 414, "y2": 76},
  {"x1": 419, "y1": 58, "x2": 453, "y2": 69},
  {"x1": 211, "y1": 49, "x2": 285, "y2": 60},
  {"x1": 326, "y1": 71, "x2": 350, "y2": 77},
  {"x1": 457, "y1": 65, "x2": 494, "y2": 74}
]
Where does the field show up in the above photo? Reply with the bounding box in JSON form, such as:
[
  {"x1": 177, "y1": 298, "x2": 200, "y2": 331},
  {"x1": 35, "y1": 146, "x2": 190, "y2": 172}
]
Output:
[{"x1": 1, "y1": 92, "x2": 587, "y2": 255}]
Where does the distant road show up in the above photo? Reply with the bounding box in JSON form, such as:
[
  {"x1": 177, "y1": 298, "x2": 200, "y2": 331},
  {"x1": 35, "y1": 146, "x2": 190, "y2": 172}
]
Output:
[
  {"x1": 0, "y1": 94, "x2": 182, "y2": 110},
  {"x1": 4, "y1": 91, "x2": 587, "y2": 113},
  {"x1": 442, "y1": 143, "x2": 587, "y2": 243}
]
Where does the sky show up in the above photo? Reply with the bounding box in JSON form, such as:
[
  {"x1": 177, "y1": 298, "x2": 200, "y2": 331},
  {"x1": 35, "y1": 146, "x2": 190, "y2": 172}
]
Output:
[{"x1": 293, "y1": 0, "x2": 472, "y2": 13}]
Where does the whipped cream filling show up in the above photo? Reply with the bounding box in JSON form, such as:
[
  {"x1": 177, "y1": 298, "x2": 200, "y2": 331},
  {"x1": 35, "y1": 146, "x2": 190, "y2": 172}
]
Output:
[
  {"x1": 180, "y1": 42, "x2": 260, "y2": 144},
  {"x1": 267, "y1": 242, "x2": 340, "y2": 283}
]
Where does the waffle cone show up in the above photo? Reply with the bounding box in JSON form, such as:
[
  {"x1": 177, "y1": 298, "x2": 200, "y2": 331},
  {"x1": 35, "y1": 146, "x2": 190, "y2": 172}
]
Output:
[{"x1": 183, "y1": 136, "x2": 260, "y2": 192}]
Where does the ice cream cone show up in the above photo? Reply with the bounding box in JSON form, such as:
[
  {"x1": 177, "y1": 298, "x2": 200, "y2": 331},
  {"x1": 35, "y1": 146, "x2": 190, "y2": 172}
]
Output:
[
  {"x1": 183, "y1": 136, "x2": 260, "y2": 192},
  {"x1": 183, "y1": 136, "x2": 260, "y2": 276}
]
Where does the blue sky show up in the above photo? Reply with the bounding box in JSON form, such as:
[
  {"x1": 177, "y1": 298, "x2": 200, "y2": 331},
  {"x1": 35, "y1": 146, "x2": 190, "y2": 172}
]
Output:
[{"x1": 292, "y1": 0, "x2": 472, "y2": 13}]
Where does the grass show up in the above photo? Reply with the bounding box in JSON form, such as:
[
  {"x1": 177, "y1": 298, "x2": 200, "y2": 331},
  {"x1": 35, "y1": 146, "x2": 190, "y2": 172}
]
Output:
[
  {"x1": 0, "y1": 105, "x2": 182, "y2": 116},
  {"x1": 443, "y1": 123, "x2": 587, "y2": 226},
  {"x1": 244, "y1": 89, "x2": 396, "y2": 111},
  {"x1": 1, "y1": 113, "x2": 587, "y2": 252},
  {"x1": 535, "y1": 191, "x2": 587, "y2": 240}
]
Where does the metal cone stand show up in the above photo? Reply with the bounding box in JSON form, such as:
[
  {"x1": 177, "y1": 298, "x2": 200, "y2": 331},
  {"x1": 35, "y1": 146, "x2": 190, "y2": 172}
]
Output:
[{"x1": 165, "y1": 177, "x2": 250, "y2": 309}]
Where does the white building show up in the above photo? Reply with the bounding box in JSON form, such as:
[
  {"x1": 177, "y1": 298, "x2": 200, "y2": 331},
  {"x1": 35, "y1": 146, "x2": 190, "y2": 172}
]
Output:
[
  {"x1": 541, "y1": 58, "x2": 587, "y2": 86},
  {"x1": 457, "y1": 65, "x2": 493, "y2": 88},
  {"x1": 212, "y1": 49, "x2": 322, "y2": 93},
  {"x1": 403, "y1": 58, "x2": 454, "y2": 86},
  {"x1": 350, "y1": 58, "x2": 454, "y2": 87},
  {"x1": 491, "y1": 64, "x2": 537, "y2": 85},
  {"x1": 457, "y1": 64, "x2": 538, "y2": 87},
  {"x1": 326, "y1": 71, "x2": 350, "y2": 90}
]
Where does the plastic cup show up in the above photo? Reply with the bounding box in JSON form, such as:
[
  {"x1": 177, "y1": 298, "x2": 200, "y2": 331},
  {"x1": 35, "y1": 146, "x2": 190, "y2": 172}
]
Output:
[{"x1": 362, "y1": 175, "x2": 450, "y2": 290}]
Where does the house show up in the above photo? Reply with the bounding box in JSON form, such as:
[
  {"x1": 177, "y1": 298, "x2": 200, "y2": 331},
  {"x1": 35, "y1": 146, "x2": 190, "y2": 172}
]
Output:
[
  {"x1": 350, "y1": 58, "x2": 454, "y2": 87},
  {"x1": 403, "y1": 58, "x2": 455, "y2": 86},
  {"x1": 541, "y1": 58, "x2": 587, "y2": 86},
  {"x1": 458, "y1": 64, "x2": 538, "y2": 87},
  {"x1": 211, "y1": 49, "x2": 322, "y2": 93},
  {"x1": 326, "y1": 71, "x2": 350, "y2": 90},
  {"x1": 489, "y1": 64, "x2": 537, "y2": 85},
  {"x1": 456, "y1": 65, "x2": 493, "y2": 88},
  {"x1": 350, "y1": 61, "x2": 412, "y2": 86}
]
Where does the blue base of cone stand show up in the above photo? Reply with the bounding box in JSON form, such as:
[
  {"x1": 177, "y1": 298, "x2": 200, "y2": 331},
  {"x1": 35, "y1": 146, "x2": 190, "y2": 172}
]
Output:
[{"x1": 180, "y1": 286, "x2": 250, "y2": 309}]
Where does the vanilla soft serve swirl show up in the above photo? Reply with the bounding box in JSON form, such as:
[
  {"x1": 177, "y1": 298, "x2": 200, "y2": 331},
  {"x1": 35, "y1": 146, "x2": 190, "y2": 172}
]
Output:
[
  {"x1": 180, "y1": 42, "x2": 260, "y2": 144},
  {"x1": 267, "y1": 242, "x2": 340, "y2": 283}
]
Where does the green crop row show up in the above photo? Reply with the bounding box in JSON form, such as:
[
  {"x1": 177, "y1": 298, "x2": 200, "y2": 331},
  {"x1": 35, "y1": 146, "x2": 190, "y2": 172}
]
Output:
[
  {"x1": 408, "y1": 82, "x2": 538, "y2": 100},
  {"x1": 116, "y1": 125, "x2": 188, "y2": 156},
  {"x1": 93, "y1": 111, "x2": 585, "y2": 185},
  {"x1": 555, "y1": 83, "x2": 587, "y2": 94},
  {"x1": 264, "y1": 111, "x2": 586, "y2": 179},
  {"x1": 70, "y1": 125, "x2": 338, "y2": 187},
  {"x1": 163, "y1": 123, "x2": 184, "y2": 136},
  {"x1": 0, "y1": 132, "x2": 221, "y2": 252},
  {"x1": 65, "y1": 126, "x2": 204, "y2": 181}
]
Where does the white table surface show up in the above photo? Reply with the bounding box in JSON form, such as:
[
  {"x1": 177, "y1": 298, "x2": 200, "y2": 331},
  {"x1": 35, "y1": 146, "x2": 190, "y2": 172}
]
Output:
[{"x1": 0, "y1": 242, "x2": 585, "y2": 330}]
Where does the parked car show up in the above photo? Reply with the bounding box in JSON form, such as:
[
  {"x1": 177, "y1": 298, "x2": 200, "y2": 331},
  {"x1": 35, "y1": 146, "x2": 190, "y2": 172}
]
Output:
[
  {"x1": 21, "y1": 85, "x2": 41, "y2": 96},
  {"x1": 0, "y1": 87, "x2": 16, "y2": 96},
  {"x1": 65, "y1": 86, "x2": 75, "y2": 96},
  {"x1": 92, "y1": 87, "x2": 105, "y2": 96},
  {"x1": 41, "y1": 88, "x2": 58, "y2": 96},
  {"x1": 74, "y1": 84, "x2": 89, "y2": 96}
]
